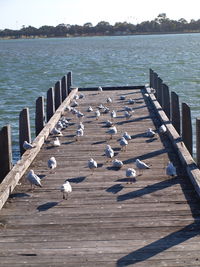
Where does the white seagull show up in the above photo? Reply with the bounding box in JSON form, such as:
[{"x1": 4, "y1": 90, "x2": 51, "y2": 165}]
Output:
[
  {"x1": 88, "y1": 158, "x2": 98, "y2": 173},
  {"x1": 126, "y1": 168, "x2": 136, "y2": 184},
  {"x1": 76, "y1": 128, "x2": 84, "y2": 141},
  {"x1": 48, "y1": 156, "x2": 57, "y2": 170},
  {"x1": 51, "y1": 127, "x2": 63, "y2": 136},
  {"x1": 98, "y1": 86, "x2": 103, "y2": 93},
  {"x1": 107, "y1": 126, "x2": 117, "y2": 139},
  {"x1": 105, "y1": 145, "x2": 114, "y2": 161},
  {"x1": 112, "y1": 159, "x2": 123, "y2": 169},
  {"x1": 124, "y1": 111, "x2": 132, "y2": 120},
  {"x1": 119, "y1": 137, "x2": 128, "y2": 151},
  {"x1": 120, "y1": 95, "x2": 126, "y2": 100},
  {"x1": 106, "y1": 97, "x2": 112, "y2": 104},
  {"x1": 128, "y1": 98, "x2": 135, "y2": 104},
  {"x1": 166, "y1": 162, "x2": 177, "y2": 177},
  {"x1": 105, "y1": 120, "x2": 114, "y2": 127},
  {"x1": 26, "y1": 169, "x2": 42, "y2": 190},
  {"x1": 78, "y1": 122, "x2": 84, "y2": 130},
  {"x1": 135, "y1": 158, "x2": 150, "y2": 175},
  {"x1": 23, "y1": 141, "x2": 35, "y2": 150},
  {"x1": 123, "y1": 132, "x2": 131, "y2": 140},
  {"x1": 76, "y1": 111, "x2": 84, "y2": 120},
  {"x1": 110, "y1": 110, "x2": 117, "y2": 120},
  {"x1": 146, "y1": 128, "x2": 156, "y2": 138},
  {"x1": 60, "y1": 180, "x2": 72, "y2": 199},
  {"x1": 159, "y1": 124, "x2": 167, "y2": 134},
  {"x1": 95, "y1": 110, "x2": 101, "y2": 120},
  {"x1": 87, "y1": 106, "x2": 93, "y2": 112},
  {"x1": 52, "y1": 137, "x2": 61, "y2": 147}
]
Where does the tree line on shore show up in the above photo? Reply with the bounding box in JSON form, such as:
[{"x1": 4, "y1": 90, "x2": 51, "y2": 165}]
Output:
[{"x1": 1, "y1": 14, "x2": 200, "y2": 38}]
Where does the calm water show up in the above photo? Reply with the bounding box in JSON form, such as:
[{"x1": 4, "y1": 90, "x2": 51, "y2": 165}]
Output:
[{"x1": 0, "y1": 34, "x2": 200, "y2": 161}]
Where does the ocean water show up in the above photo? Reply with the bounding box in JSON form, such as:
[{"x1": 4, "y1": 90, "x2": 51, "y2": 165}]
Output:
[{"x1": 0, "y1": 34, "x2": 200, "y2": 161}]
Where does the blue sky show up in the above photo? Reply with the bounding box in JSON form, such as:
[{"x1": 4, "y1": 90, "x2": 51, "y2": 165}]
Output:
[{"x1": 0, "y1": 0, "x2": 200, "y2": 30}]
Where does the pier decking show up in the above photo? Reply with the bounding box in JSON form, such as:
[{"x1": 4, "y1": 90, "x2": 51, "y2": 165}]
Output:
[{"x1": 0, "y1": 87, "x2": 200, "y2": 266}]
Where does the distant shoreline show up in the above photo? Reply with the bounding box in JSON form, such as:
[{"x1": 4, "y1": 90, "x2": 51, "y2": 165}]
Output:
[{"x1": 1, "y1": 31, "x2": 200, "y2": 40}]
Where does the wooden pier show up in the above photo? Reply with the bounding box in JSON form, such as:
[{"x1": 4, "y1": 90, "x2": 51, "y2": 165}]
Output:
[{"x1": 0, "y1": 71, "x2": 200, "y2": 266}]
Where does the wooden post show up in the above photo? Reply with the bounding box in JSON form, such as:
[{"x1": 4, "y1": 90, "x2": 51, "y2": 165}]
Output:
[
  {"x1": 153, "y1": 72, "x2": 158, "y2": 98},
  {"x1": 67, "y1": 71, "x2": 72, "y2": 93},
  {"x1": 149, "y1": 69, "x2": 153, "y2": 88},
  {"x1": 171, "y1": 91, "x2": 180, "y2": 134},
  {"x1": 46, "y1": 87, "x2": 55, "y2": 122},
  {"x1": 182, "y1": 102, "x2": 193, "y2": 156},
  {"x1": 0, "y1": 125, "x2": 12, "y2": 182},
  {"x1": 19, "y1": 108, "x2": 31, "y2": 156},
  {"x1": 61, "y1": 75, "x2": 68, "y2": 101},
  {"x1": 162, "y1": 83, "x2": 170, "y2": 119},
  {"x1": 35, "y1": 96, "x2": 45, "y2": 136},
  {"x1": 54, "y1": 80, "x2": 62, "y2": 110},
  {"x1": 157, "y1": 77, "x2": 163, "y2": 107},
  {"x1": 196, "y1": 118, "x2": 200, "y2": 167}
]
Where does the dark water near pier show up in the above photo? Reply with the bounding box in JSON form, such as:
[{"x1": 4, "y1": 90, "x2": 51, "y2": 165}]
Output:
[{"x1": 0, "y1": 34, "x2": 200, "y2": 161}]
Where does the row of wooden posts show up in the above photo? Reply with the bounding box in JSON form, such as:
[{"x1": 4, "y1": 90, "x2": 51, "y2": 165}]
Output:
[
  {"x1": 149, "y1": 69, "x2": 200, "y2": 168},
  {"x1": 0, "y1": 71, "x2": 72, "y2": 182}
]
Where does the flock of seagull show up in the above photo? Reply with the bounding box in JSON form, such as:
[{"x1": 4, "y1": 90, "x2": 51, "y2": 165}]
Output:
[{"x1": 23, "y1": 86, "x2": 177, "y2": 199}]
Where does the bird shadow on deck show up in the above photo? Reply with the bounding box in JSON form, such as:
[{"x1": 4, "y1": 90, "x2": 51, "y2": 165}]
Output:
[
  {"x1": 68, "y1": 176, "x2": 86, "y2": 183},
  {"x1": 117, "y1": 176, "x2": 179, "y2": 202},
  {"x1": 116, "y1": 115, "x2": 151, "y2": 125},
  {"x1": 106, "y1": 184, "x2": 124, "y2": 194},
  {"x1": 37, "y1": 201, "x2": 59, "y2": 212},
  {"x1": 123, "y1": 148, "x2": 167, "y2": 164}
]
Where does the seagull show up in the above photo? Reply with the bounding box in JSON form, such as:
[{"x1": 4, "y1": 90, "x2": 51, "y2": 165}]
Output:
[
  {"x1": 73, "y1": 94, "x2": 79, "y2": 100},
  {"x1": 88, "y1": 158, "x2": 97, "y2": 173},
  {"x1": 123, "y1": 132, "x2": 131, "y2": 140},
  {"x1": 71, "y1": 107, "x2": 78, "y2": 115},
  {"x1": 107, "y1": 97, "x2": 112, "y2": 104},
  {"x1": 51, "y1": 127, "x2": 63, "y2": 136},
  {"x1": 119, "y1": 137, "x2": 128, "y2": 151},
  {"x1": 105, "y1": 120, "x2": 114, "y2": 127},
  {"x1": 110, "y1": 110, "x2": 116, "y2": 120},
  {"x1": 97, "y1": 104, "x2": 104, "y2": 110},
  {"x1": 98, "y1": 86, "x2": 103, "y2": 93},
  {"x1": 126, "y1": 168, "x2": 136, "y2": 184},
  {"x1": 76, "y1": 128, "x2": 84, "y2": 141},
  {"x1": 105, "y1": 145, "x2": 114, "y2": 162},
  {"x1": 26, "y1": 169, "x2": 42, "y2": 190},
  {"x1": 128, "y1": 98, "x2": 135, "y2": 104},
  {"x1": 52, "y1": 137, "x2": 61, "y2": 147},
  {"x1": 112, "y1": 159, "x2": 123, "y2": 169},
  {"x1": 60, "y1": 117, "x2": 69, "y2": 128},
  {"x1": 71, "y1": 100, "x2": 78, "y2": 107},
  {"x1": 146, "y1": 128, "x2": 156, "y2": 138},
  {"x1": 23, "y1": 141, "x2": 35, "y2": 150},
  {"x1": 107, "y1": 126, "x2": 117, "y2": 139},
  {"x1": 159, "y1": 124, "x2": 167, "y2": 134},
  {"x1": 135, "y1": 158, "x2": 150, "y2": 175},
  {"x1": 76, "y1": 111, "x2": 84, "y2": 120},
  {"x1": 124, "y1": 106, "x2": 133, "y2": 112},
  {"x1": 87, "y1": 106, "x2": 93, "y2": 112},
  {"x1": 103, "y1": 106, "x2": 110, "y2": 114},
  {"x1": 120, "y1": 95, "x2": 126, "y2": 100},
  {"x1": 48, "y1": 156, "x2": 57, "y2": 170},
  {"x1": 60, "y1": 180, "x2": 72, "y2": 199},
  {"x1": 166, "y1": 162, "x2": 177, "y2": 177},
  {"x1": 56, "y1": 121, "x2": 64, "y2": 130},
  {"x1": 124, "y1": 111, "x2": 132, "y2": 120},
  {"x1": 95, "y1": 110, "x2": 101, "y2": 120},
  {"x1": 79, "y1": 93, "x2": 85, "y2": 99},
  {"x1": 78, "y1": 122, "x2": 84, "y2": 130}
]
